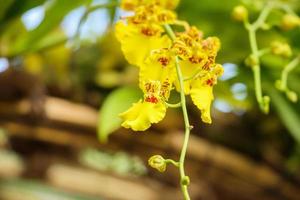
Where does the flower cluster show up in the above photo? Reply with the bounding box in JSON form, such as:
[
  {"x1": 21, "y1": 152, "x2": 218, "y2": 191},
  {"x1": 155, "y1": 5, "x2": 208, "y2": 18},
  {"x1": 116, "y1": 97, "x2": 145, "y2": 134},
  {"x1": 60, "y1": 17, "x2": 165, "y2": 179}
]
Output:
[{"x1": 116, "y1": 0, "x2": 223, "y2": 131}]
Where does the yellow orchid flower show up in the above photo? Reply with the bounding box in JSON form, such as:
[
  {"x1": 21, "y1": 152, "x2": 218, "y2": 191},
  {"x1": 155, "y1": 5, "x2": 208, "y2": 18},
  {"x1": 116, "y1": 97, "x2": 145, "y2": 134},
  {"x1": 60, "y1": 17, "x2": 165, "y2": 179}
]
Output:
[
  {"x1": 172, "y1": 28, "x2": 221, "y2": 95},
  {"x1": 139, "y1": 48, "x2": 176, "y2": 94},
  {"x1": 120, "y1": 49, "x2": 176, "y2": 131},
  {"x1": 115, "y1": 21, "x2": 171, "y2": 67},
  {"x1": 119, "y1": 100, "x2": 167, "y2": 131},
  {"x1": 119, "y1": 80, "x2": 168, "y2": 131},
  {"x1": 169, "y1": 27, "x2": 223, "y2": 124},
  {"x1": 116, "y1": 1, "x2": 177, "y2": 67},
  {"x1": 117, "y1": 2, "x2": 224, "y2": 128}
]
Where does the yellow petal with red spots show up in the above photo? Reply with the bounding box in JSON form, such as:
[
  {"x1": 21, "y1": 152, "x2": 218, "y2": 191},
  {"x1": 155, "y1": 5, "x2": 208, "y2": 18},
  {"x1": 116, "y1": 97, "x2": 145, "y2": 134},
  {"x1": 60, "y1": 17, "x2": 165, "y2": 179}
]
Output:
[
  {"x1": 190, "y1": 80, "x2": 214, "y2": 124},
  {"x1": 139, "y1": 49, "x2": 176, "y2": 99},
  {"x1": 115, "y1": 21, "x2": 170, "y2": 67},
  {"x1": 119, "y1": 100, "x2": 167, "y2": 131}
]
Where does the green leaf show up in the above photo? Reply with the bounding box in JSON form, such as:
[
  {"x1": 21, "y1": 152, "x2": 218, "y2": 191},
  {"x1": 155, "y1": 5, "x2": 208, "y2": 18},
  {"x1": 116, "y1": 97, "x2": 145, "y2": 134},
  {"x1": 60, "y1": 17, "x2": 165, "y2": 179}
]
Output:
[
  {"x1": 266, "y1": 84, "x2": 300, "y2": 144},
  {"x1": 10, "y1": 0, "x2": 91, "y2": 56},
  {"x1": 97, "y1": 86, "x2": 142, "y2": 143}
]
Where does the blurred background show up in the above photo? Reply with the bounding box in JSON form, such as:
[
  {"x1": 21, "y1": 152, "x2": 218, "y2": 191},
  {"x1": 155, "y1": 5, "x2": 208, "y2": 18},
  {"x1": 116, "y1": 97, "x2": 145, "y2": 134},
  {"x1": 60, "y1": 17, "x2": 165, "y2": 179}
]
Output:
[{"x1": 0, "y1": 0, "x2": 300, "y2": 199}]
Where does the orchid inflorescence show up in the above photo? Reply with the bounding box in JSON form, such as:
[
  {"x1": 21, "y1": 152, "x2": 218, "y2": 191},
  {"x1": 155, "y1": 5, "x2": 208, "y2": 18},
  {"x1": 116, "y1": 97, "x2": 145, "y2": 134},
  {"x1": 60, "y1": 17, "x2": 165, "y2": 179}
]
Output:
[
  {"x1": 116, "y1": 0, "x2": 223, "y2": 130},
  {"x1": 115, "y1": 0, "x2": 223, "y2": 199}
]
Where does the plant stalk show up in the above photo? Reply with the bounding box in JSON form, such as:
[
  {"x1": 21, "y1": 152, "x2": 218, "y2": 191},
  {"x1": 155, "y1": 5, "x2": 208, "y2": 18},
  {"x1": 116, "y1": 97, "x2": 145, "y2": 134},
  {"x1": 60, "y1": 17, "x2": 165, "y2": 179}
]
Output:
[{"x1": 164, "y1": 24, "x2": 191, "y2": 200}]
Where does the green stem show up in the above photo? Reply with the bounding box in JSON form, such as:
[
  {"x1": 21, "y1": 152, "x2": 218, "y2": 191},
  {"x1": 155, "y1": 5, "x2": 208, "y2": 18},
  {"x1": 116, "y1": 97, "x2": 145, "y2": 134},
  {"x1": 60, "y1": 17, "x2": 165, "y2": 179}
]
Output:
[
  {"x1": 280, "y1": 4, "x2": 297, "y2": 16},
  {"x1": 252, "y1": 1, "x2": 273, "y2": 30},
  {"x1": 245, "y1": 2, "x2": 274, "y2": 114},
  {"x1": 176, "y1": 56, "x2": 191, "y2": 200},
  {"x1": 280, "y1": 56, "x2": 300, "y2": 91},
  {"x1": 165, "y1": 159, "x2": 180, "y2": 167},
  {"x1": 165, "y1": 102, "x2": 182, "y2": 108},
  {"x1": 258, "y1": 48, "x2": 271, "y2": 57},
  {"x1": 163, "y1": 24, "x2": 176, "y2": 40},
  {"x1": 248, "y1": 29, "x2": 263, "y2": 106},
  {"x1": 164, "y1": 24, "x2": 191, "y2": 200}
]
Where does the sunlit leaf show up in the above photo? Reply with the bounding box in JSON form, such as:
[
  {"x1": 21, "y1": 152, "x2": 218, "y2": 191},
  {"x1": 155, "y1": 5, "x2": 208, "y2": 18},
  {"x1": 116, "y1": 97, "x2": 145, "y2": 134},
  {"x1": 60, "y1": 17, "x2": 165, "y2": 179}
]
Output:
[
  {"x1": 10, "y1": 0, "x2": 91, "y2": 56},
  {"x1": 98, "y1": 86, "x2": 142, "y2": 143}
]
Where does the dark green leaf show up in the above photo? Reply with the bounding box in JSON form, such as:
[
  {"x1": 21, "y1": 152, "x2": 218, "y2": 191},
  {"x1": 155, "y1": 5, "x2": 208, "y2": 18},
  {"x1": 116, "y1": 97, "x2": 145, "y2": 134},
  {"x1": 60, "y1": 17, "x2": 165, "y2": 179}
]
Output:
[{"x1": 266, "y1": 84, "x2": 300, "y2": 143}]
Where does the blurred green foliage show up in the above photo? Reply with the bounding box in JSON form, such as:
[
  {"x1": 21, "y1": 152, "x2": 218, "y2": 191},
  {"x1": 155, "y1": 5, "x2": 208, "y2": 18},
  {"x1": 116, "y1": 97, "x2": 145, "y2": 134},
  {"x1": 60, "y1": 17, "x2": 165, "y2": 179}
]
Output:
[
  {"x1": 79, "y1": 148, "x2": 147, "y2": 176},
  {"x1": 0, "y1": 179, "x2": 100, "y2": 200}
]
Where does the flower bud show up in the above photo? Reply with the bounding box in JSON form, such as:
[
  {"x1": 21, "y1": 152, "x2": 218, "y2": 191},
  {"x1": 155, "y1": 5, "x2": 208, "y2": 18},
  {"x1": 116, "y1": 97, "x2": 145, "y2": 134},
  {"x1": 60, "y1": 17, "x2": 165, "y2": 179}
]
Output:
[
  {"x1": 271, "y1": 41, "x2": 292, "y2": 58},
  {"x1": 232, "y1": 5, "x2": 248, "y2": 22},
  {"x1": 275, "y1": 80, "x2": 284, "y2": 91},
  {"x1": 148, "y1": 155, "x2": 166, "y2": 172},
  {"x1": 281, "y1": 14, "x2": 300, "y2": 31},
  {"x1": 245, "y1": 54, "x2": 259, "y2": 67},
  {"x1": 287, "y1": 91, "x2": 298, "y2": 103},
  {"x1": 181, "y1": 176, "x2": 190, "y2": 186}
]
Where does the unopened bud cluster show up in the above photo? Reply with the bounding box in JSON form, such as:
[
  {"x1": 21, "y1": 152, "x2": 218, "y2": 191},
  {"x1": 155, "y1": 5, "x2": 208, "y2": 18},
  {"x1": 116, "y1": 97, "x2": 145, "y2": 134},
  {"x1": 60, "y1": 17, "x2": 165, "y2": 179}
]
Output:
[
  {"x1": 281, "y1": 14, "x2": 300, "y2": 31},
  {"x1": 271, "y1": 41, "x2": 292, "y2": 58}
]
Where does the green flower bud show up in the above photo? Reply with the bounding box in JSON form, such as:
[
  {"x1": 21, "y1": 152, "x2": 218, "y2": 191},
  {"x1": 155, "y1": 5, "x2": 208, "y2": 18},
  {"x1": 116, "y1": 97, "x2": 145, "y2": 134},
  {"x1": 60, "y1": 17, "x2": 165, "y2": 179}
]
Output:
[
  {"x1": 275, "y1": 80, "x2": 284, "y2": 91},
  {"x1": 281, "y1": 14, "x2": 300, "y2": 31},
  {"x1": 245, "y1": 54, "x2": 259, "y2": 67},
  {"x1": 287, "y1": 91, "x2": 298, "y2": 103},
  {"x1": 232, "y1": 5, "x2": 248, "y2": 22},
  {"x1": 271, "y1": 41, "x2": 292, "y2": 58},
  {"x1": 181, "y1": 176, "x2": 190, "y2": 186},
  {"x1": 148, "y1": 155, "x2": 166, "y2": 172}
]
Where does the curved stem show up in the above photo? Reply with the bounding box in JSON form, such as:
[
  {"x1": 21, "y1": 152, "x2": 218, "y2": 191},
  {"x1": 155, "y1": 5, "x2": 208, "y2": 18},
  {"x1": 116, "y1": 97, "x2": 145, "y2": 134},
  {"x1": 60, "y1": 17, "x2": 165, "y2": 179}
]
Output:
[
  {"x1": 174, "y1": 20, "x2": 190, "y2": 31},
  {"x1": 165, "y1": 159, "x2": 180, "y2": 167},
  {"x1": 164, "y1": 24, "x2": 191, "y2": 200},
  {"x1": 165, "y1": 102, "x2": 182, "y2": 108},
  {"x1": 280, "y1": 4, "x2": 297, "y2": 16},
  {"x1": 244, "y1": 2, "x2": 274, "y2": 114},
  {"x1": 280, "y1": 56, "x2": 300, "y2": 91}
]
